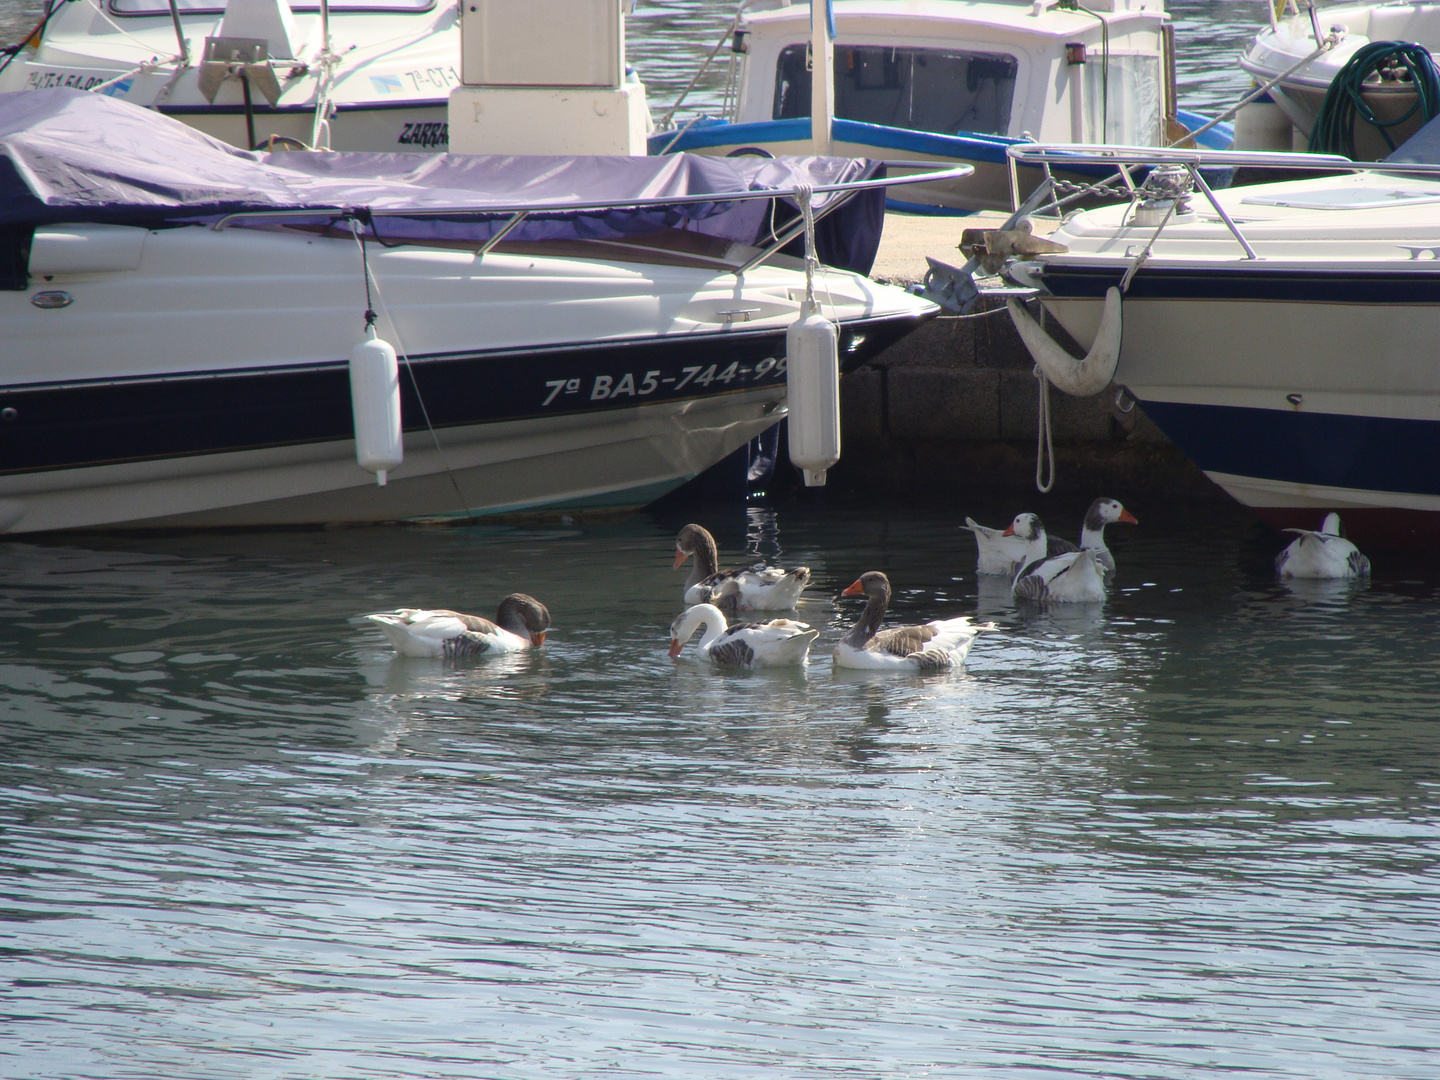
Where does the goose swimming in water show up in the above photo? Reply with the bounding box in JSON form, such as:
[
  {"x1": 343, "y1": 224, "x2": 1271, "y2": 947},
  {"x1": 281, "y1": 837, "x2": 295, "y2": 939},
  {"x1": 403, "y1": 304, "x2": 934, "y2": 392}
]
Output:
[
  {"x1": 832, "y1": 571, "x2": 992, "y2": 673},
  {"x1": 367, "y1": 594, "x2": 551, "y2": 658},
  {"x1": 970, "y1": 500, "x2": 1137, "y2": 580},
  {"x1": 1275, "y1": 513, "x2": 1371, "y2": 579},
  {"x1": 668, "y1": 595, "x2": 820, "y2": 668},
  {"x1": 1074, "y1": 497, "x2": 1138, "y2": 582},
  {"x1": 1011, "y1": 547, "x2": 1107, "y2": 603},
  {"x1": 674, "y1": 523, "x2": 811, "y2": 610}
]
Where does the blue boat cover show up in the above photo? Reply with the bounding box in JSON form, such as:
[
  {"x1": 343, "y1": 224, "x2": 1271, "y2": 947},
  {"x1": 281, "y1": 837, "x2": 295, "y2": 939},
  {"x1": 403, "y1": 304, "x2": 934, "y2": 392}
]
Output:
[{"x1": 0, "y1": 89, "x2": 886, "y2": 272}]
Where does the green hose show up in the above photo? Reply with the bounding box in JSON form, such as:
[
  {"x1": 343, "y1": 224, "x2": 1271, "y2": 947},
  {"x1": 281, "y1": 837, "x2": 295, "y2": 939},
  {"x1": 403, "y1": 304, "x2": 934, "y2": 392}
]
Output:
[{"x1": 1308, "y1": 41, "x2": 1440, "y2": 157}]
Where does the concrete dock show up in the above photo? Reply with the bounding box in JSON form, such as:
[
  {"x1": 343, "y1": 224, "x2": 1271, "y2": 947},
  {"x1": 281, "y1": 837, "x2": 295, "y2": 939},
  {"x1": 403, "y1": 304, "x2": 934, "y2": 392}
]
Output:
[{"x1": 823, "y1": 212, "x2": 1223, "y2": 501}]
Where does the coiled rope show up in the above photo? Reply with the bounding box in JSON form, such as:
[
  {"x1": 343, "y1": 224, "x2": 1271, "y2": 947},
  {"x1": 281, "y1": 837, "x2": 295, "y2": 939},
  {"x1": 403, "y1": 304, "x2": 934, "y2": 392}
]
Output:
[{"x1": 1308, "y1": 41, "x2": 1440, "y2": 157}]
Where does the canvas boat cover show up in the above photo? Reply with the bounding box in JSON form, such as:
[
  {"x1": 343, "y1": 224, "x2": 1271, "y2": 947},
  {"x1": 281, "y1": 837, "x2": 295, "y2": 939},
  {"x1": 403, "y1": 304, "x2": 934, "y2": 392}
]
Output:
[{"x1": 0, "y1": 89, "x2": 886, "y2": 272}]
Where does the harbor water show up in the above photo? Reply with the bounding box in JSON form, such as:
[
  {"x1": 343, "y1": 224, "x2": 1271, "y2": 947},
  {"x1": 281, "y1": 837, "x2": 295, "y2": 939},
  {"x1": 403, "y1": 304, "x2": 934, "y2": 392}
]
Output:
[{"x1": 3, "y1": 496, "x2": 1439, "y2": 1078}]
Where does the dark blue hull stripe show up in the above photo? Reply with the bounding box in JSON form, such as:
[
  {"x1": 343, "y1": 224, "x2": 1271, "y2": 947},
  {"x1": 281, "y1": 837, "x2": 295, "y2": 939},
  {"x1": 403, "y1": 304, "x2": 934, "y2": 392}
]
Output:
[
  {"x1": 159, "y1": 99, "x2": 448, "y2": 116},
  {"x1": 1139, "y1": 399, "x2": 1440, "y2": 498},
  {"x1": 1041, "y1": 265, "x2": 1440, "y2": 304},
  {"x1": 0, "y1": 315, "x2": 925, "y2": 475}
]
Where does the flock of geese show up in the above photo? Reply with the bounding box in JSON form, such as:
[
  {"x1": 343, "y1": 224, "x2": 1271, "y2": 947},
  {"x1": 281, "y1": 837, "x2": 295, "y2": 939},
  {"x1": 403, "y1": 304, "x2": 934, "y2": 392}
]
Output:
[{"x1": 363, "y1": 501, "x2": 1371, "y2": 674}]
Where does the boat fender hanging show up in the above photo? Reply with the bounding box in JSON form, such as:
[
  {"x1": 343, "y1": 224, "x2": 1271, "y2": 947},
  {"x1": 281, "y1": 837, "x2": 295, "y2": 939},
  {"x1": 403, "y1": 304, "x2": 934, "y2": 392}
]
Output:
[
  {"x1": 1006, "y1": 286, "x2": 1122, "y2": 397},
  {"x1": 785, "y1": 299, "x2": 841, "y2": 487},
  {"x1": 349, "y1": 324, "x2": 403, "y2": 485}
]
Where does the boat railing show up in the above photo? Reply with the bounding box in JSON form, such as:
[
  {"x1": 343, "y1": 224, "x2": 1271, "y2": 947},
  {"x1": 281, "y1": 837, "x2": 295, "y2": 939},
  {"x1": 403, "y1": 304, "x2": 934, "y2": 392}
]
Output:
[
  {"x1": 1004, "y1": 142, "x2": 1440, "y2": 261},
  {"x1": 210, "y1": 159, "x2": 973, "y2": 275}
]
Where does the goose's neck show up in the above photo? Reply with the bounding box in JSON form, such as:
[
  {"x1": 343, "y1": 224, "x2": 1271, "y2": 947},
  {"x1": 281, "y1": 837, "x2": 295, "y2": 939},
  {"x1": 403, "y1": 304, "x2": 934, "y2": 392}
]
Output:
[
  {"x1": 687, "y1": 534, "x2": 721, "y2": 589},
  {"x1": 842, "y1": 593, "x2": 887, "y2": 648},
  {"x1": 686, "y1": 605, "x2": 729, "y2": 654},
  {"x1": 1080, "y1": 523, "x2": 1109, "y2": 552}
]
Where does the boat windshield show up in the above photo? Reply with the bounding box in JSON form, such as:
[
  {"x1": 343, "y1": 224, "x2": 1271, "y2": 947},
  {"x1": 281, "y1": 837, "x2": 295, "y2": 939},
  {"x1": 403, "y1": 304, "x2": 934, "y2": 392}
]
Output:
[
  {"x1": 773, "y1": 43, "x2": 1017, "y2": 137},
  {"x1": 109, "y1": 0, "x2": 436, "y2": 15}
]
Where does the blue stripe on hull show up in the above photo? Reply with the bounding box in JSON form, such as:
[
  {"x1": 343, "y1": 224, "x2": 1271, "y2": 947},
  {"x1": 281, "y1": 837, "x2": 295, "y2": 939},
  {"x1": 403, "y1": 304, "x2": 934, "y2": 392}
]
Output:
[
  {"x1": 0, "y1": 314, "x2": 927, "y2": 476},
  {"x1": 1139, "y1": 400, "x2": 1440, "y2": 499},
  {"x1": 1041, "y1": 265, "x2": 1440, "y2": 304}
]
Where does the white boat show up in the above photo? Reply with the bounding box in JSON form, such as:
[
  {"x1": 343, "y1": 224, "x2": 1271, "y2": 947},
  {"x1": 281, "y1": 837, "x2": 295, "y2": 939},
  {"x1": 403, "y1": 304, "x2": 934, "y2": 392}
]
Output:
[
  {"x1": 991, "y1": 133, "x2": 1440, "y2": 550},
  {"x1": 0, "y1": 0, "x2": 466, "y2": 150},
  {"x1": 651, "y1": 0, "x2": 1232, "y2": 214},
  {"x1": 0, "y1": 89, "x2": 944, "y2": 534},
  {"x1": 1238, "y1": 1, "x2": 1440, "y2": 159}
]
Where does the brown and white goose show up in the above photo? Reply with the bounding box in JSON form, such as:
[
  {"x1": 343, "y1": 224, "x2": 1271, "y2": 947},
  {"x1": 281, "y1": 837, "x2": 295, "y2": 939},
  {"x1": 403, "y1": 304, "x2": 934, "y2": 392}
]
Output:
[
  {"x1": 674, "y1": 523, "x2": 811, "y2": 610},
  {"x1": 367, "y1": 594, "x2": 551, "y2": 658},
  {"x1": 833, "y1": 571, "x2": 992, "y2": 673}
]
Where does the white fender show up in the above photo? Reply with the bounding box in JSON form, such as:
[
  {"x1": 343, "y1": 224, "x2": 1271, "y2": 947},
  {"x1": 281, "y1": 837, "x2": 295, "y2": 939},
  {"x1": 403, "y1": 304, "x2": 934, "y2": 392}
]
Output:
[
  {"x1": 1006, "y1": 286, "x2": 1122, "y2": 397},
  {"x1": 349, "y1": 326, "x2": 403, "y2": 485},
  {"x1": 786, "y1": 300, "x2": 841, "y2": 487}
]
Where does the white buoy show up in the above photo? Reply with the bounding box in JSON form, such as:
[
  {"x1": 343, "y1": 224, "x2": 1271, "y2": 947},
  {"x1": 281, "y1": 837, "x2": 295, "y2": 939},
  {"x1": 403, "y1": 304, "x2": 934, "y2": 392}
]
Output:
[
  {"x1": 348, "y1": 324, "x2": 403, "y2": 485},
  {"x1": 785, "y1": 299, "x2": 841, "y2": 487}
]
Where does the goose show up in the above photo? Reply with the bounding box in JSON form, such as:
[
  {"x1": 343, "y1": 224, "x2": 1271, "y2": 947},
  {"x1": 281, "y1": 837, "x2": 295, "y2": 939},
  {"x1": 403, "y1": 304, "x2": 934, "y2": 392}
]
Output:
[
  {"x1": 367, "y1": 594, "x2": 551, "y2": 658},
  {"x1": 668, "y1": 598, "x2": 820, "y2": 668},
  {"x1": 962, "y1": 514, "x2": 1036, "y2": 576},
  {"x1": 1000, "y1": 512, "x2": 1054, "y2": 572},
  {"x1": 674, "y1": 523, "x2": 811, "y2": 610},
  {"x1": 1012, "y1": 547, "x2": 1106, "y2": 603},
  {"x1": 833, "y1": 571, "x2": 992, "y2": 673},
  {"x1": 1275, "y1": 513, "x2": 1371, "y2": 579},
  {"x1": 1076, "y1": 497, "x2": 1139, "y2": 582}
]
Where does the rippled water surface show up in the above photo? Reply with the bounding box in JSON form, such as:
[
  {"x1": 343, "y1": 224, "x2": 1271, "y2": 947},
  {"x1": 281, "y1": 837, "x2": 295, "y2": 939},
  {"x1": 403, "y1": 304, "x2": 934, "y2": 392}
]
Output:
[{"x1": 3, "y1": 495, "x2": 1438, "y2": 1079}]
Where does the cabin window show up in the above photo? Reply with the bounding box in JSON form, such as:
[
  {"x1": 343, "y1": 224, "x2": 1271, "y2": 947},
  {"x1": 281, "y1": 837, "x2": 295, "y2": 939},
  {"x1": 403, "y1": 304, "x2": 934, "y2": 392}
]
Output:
[
  {"x1": 109, "y1": 0, "x2": 436, "y2": 15},
  {"x1": 773, "y1": 44, "x2": 1017, "y2": 136},
  {"x1": 1083, "y1": 54, "x2": 1162, "y2": 145}
]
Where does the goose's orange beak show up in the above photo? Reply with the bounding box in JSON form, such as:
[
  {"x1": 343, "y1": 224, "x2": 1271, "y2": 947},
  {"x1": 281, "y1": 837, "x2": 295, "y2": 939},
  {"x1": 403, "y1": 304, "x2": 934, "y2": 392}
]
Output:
[
  {"x1": 1119, "y1": 510, "x2": 1139, "y2": 525},
  {"x1": 673, "y1": 547, "x2": 689, "y2": 570},
  {"x1": 531, "y1": 631, "x2": 547, "y2": 647},
  {"x1": 1001, "y1": 524, "x2": 1016, "y2": 536},
  {"x1": 841, "y1": 580, "x2": 865, "y2": 597},
  {"x1": 668, "y1": 638, "x2": 683, "y2": 658}
]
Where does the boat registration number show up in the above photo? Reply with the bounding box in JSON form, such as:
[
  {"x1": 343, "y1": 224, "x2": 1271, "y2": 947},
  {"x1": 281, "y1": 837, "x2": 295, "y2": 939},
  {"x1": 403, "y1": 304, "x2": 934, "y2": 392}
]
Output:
[{"x1": 542, "y1": 357, "x2": 788, "y2": 407}]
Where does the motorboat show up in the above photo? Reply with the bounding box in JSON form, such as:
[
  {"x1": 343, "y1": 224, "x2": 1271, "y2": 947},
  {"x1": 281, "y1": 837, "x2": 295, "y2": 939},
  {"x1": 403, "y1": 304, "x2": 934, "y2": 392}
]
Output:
[
  {"x1": 649, "y1": 0, "x2": 1232, "y2": 214},
  {"x1": 0, "y1": 88, "x2": 945, "y2": 534},
  {"x1": 1238, "y1": 1, "x2": 1440, "y2": 159},
  {"x1": 988, "y1": 129, "x2": 1440, "y2": 550},
  {"x1": 0, "y1": 0, "x2": 466, "y2": 151}
]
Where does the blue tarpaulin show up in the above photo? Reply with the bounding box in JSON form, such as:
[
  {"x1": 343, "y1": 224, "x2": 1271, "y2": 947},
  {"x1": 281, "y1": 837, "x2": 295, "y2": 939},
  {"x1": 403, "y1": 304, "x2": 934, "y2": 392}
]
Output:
[{"x1": 0, "y1": 89, "x2": 886, "y2": 272}]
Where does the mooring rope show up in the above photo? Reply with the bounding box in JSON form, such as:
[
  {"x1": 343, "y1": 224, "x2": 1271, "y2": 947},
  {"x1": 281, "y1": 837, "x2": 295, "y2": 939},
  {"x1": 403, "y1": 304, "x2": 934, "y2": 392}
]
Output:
[{"x1": 350, "y1": 219, "x2": 475, "y2": 520}]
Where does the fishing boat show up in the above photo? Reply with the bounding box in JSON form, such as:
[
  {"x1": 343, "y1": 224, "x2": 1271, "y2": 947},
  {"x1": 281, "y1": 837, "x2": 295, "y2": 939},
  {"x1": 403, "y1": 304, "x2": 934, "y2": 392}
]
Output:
[
  {"x1": 649, "y1": 0, "x2": 1232, "y2": 214},
  {"x1": 0, "y1": 0, "x2": 467, "y2": 150},
  {"x1": 987, "y1": 129, "x2": 1440, "y2": 550},
  {"x1": 0, "y1": 88, "x2": 945, "y2": 534},
  {"x1": 1238, "y1": 1, "x2": 1440, "y2": 159}
]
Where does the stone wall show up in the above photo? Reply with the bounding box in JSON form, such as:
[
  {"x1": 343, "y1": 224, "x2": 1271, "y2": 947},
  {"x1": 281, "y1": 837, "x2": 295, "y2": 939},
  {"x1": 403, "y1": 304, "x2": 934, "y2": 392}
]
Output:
[{"x1": 825, "y1": 298, "x2": 1227, "y2": 501}]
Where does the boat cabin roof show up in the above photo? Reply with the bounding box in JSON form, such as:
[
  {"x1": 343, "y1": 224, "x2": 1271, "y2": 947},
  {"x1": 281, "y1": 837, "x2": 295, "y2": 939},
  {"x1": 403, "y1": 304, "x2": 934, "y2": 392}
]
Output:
[{"x1": 740, "y1": 0, "x2": 1168, "y2": 43}]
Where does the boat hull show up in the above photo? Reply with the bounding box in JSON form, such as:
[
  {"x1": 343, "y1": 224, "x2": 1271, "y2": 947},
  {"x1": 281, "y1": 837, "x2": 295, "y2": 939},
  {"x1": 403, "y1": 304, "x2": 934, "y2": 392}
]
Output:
[
  {"x1": 1037, "y1": 263, "x2": 1440, "y2": 549},
  {"x1": 0, "y1": 215, "x2": 933, "y2": 533}
]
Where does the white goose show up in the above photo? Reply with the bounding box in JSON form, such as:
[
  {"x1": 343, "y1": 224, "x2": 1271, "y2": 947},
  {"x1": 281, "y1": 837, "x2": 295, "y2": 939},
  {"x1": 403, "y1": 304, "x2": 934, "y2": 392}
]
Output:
[
  {"x1": 668, "y1": 595, "x2": 820, "y2": 669},
  {"x1": 1275, "y1": 513, "x2": 1371, "y2": 579},
  {"x1": 1012, "y1": 547, "x2": 1107, "y2": 603},
  {"x1": 833, "y1": 571, "x2": 992, "y2": 673},
  {"x1": 367, "y1": 594, "x2": 551, "y2": 658},
  {"x1": 962, "y1": 514, "x2": 1035, "y2": 576},
  {"x1": 674, "y1": 523, "x2": 811, "y2": 610}
]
